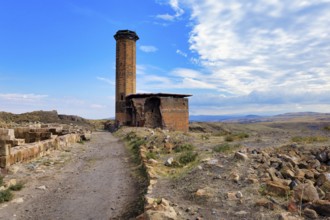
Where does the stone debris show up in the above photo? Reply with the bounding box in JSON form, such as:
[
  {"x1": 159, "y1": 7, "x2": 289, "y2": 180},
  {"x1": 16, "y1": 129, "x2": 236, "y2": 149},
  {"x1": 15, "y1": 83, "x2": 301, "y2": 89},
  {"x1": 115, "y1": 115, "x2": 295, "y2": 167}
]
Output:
[
  {"x1": 164, "y1": 157, "x2": 174, "y2": 166},
  {"x1": 248, "y1": 145, "x2": 330, "y2": 217},
  {"x1": 36, "y1": 185, "x2": 47, "y2": 190}
]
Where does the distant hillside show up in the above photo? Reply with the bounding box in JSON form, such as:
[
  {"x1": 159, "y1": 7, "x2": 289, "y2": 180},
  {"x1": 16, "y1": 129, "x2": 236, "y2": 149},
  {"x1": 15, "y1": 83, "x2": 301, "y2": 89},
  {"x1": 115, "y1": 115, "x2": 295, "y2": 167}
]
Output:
[
  {"x1": 0, "y1": 110, "x2": 92, "y2": 128},
  {"x1": 189, "y1": 114, "x2": 263, "y2": 122},
  {"x1": 189, "y1": 112, "x2": 330, "y2": 123}
]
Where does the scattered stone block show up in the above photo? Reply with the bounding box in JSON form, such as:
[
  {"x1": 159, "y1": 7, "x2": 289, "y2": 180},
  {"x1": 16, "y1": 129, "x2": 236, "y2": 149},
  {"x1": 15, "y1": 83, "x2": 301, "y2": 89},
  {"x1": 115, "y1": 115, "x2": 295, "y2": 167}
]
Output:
[
  {"x1": 294, "y1": 182, "x2": 319, "y2": 202},
  {"x1": 266, "y1": 181, "x2": 290, "y2": 197},
  {"x1": 310, "y1": 200, "x2": 330, "y2": 217}
]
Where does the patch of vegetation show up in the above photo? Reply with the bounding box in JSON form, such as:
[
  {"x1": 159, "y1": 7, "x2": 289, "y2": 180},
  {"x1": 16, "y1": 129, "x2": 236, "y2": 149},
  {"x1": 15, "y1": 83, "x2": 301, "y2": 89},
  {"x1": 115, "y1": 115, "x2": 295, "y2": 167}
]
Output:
[
  {"x1": 9, "y1": 182, "x2": 24, "y2": 191},
  {"x1": 225, "y1": 135, "x2": 234, "y2": 142},
  {"x1": 0, "y1": 189, "x2": 13, "y2": 203},
  {"x1": 201, "y1": 134, "x2": 210, "y2": 140},
  {"x1": 324, "y1": 126, "x2": 330, "y2": 131},
  {"x1": 213, "y1": 143, "x2": 241, "y2": 153},
  {"x1": 213, "y1": 143, "x2": 231, "y2": 152},
  {"x1": 179, "y1": 151, "x2": 198, "y2": 165},
  {"x1": 225, "y1": 132, "x2": 249, "y2": 142},
  {"x1": 174, "y1": 143, "x2": 195, "y2": 153},
  {"x1": 212, "y1": 130, "x2": 229, "y2": 137},
  {"x1": 146, "y1": 151, "x2": 158, "y2": 160},
  {"x1": 291, "y1": 136, "x2": 328, "y2": 143},
  {"x1": 77, "y1": 140, "x2": 85, "y2": 144},
  {"x1": 0, "y1": 176, "x2": 3, "y2": 187}
]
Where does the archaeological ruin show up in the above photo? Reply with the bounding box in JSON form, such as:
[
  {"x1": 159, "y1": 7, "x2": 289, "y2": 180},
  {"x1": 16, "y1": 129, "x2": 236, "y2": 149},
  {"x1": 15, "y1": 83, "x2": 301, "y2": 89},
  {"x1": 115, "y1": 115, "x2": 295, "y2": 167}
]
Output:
[
  {"x1": 0, "y1": 125, "x2": 91, "y2": 168},
  {"x1": 114, "y1": 30, "x2": 191, "y2": 132}
]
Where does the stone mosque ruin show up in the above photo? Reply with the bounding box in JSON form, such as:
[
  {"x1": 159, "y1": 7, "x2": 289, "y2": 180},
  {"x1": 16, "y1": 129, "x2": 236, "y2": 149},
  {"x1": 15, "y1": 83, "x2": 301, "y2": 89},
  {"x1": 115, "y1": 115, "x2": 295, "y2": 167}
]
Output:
[{"x1": 114, "y1": 30, "x2": 191, "y2": 132}]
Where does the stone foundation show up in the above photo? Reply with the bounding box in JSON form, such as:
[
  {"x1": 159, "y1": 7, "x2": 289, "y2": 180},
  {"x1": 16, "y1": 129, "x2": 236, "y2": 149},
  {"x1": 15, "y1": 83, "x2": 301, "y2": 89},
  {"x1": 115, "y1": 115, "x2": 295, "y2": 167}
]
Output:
[{"x1": 0, "y1": 127, "x2": 91, "y2": 168}]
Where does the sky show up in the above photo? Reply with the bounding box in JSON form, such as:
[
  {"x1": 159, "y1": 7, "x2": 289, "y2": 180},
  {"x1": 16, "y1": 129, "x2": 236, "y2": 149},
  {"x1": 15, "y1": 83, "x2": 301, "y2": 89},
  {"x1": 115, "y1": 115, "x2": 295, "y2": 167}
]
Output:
[{"x1": 0, "y1": 0, "x2": 330, "y2": 119}]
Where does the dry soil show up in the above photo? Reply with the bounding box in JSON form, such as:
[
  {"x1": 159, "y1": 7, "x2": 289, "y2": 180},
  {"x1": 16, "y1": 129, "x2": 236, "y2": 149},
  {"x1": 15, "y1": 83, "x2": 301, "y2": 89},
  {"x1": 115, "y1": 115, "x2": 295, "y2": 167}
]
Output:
[{"x1": 0, "y1": 132, "x2": 141, "y2": 220}]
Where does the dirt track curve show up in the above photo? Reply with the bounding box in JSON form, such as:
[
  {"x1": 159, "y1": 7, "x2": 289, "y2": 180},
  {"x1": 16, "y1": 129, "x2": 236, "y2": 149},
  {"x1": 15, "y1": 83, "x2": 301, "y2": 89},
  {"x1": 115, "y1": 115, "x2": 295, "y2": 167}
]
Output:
[{"x1": 0, "y1": 132, "x2": 140, "y2": 220}]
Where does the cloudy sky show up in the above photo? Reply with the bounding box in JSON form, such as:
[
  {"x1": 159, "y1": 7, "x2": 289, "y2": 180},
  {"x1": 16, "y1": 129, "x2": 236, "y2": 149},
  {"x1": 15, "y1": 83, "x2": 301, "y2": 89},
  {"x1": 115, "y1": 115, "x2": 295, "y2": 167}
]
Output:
[{"x1": 0, "y1": 0, "x2": 329, "y2": 118}]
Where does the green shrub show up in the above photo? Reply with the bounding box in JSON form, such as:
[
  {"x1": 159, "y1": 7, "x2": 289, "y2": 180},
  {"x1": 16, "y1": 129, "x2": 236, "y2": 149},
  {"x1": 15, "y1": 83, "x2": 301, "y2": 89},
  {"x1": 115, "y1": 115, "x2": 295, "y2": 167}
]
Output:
[
  {"x1": 213, "y1": 143, "x2": 231, "y2": 152},
  {"x1": 213, "y1": 143, "x2": 241, "y2": 153},
  {"x1": 179, "y1": 151, "x2": 198, "y2": 165},
  {"x1": 324, "y1": 126, "x2": 330, "y2": 131},
  {"x1": 225, "y1": 135, "x2": 234, "y2": 142},
  {"x1": 225, "y1": 132, "x2": 249, "y2": 142},
  {"x1": 146, "y1": 152, "x2": 157, "y2": 160},
  {"x1": 0, "y1": 189, "x2": 13, "y2": 203},
  {"x1": 174, "y1": 143, "x2": 194, "y2": 153},
  {"x1": 9, "y1": 182, "x2": 24, "y2": 191},
  {"x1": 237, "y1": 132, "x2": 249, "y2": 138},
  {"x1": 292, "y1": 136, "x2": 328, "y2": 143},
  {"x1": 0, "y1": 176, "x2": 3, "y2": 187}
]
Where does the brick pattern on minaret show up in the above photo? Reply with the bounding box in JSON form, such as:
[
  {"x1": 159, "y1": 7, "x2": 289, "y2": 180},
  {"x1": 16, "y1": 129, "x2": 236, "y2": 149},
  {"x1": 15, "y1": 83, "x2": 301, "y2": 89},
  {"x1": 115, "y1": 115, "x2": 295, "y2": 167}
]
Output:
[{"x1": 114, "y1": 30, "x2": 139, "y2": 125}]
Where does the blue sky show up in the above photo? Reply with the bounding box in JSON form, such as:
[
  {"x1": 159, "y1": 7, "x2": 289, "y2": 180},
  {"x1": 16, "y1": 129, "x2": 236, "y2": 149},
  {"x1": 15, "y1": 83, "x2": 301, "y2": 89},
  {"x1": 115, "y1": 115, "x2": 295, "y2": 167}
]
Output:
[{"x1": 0, "y1": 0, "x2": 329, "y2": 119}]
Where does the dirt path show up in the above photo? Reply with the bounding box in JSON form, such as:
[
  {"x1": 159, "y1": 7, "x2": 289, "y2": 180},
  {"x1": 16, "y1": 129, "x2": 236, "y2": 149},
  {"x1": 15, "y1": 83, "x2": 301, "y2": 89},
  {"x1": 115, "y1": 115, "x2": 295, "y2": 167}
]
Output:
[{"x1": 0, "y1": 132, "x2": 141, "y2": 220}]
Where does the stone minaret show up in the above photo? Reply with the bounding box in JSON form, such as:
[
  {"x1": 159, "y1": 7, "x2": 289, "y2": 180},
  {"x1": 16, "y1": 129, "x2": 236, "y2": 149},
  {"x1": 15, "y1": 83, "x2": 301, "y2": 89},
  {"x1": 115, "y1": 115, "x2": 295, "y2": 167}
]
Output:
[{"x1": 114, "y1": 30, "x2": 139, "y2": 125}]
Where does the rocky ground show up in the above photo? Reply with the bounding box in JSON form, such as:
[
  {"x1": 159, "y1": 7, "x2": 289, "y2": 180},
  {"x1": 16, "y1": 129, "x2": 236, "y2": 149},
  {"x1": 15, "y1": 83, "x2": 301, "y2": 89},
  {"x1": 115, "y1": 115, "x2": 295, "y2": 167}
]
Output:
[
  {"x1": 0, "y1": 132, "x2": 144, "y2": 220},
  {"x1": 116, "y1": 119, "x2": 330, "y2": 220}
]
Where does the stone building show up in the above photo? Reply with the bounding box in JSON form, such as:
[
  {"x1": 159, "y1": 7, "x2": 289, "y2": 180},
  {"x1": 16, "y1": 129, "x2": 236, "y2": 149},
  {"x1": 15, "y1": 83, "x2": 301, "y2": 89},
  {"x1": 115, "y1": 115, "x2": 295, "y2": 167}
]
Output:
[{"x1": 114, "y1": 30, "x2": 191, "y2": 132}]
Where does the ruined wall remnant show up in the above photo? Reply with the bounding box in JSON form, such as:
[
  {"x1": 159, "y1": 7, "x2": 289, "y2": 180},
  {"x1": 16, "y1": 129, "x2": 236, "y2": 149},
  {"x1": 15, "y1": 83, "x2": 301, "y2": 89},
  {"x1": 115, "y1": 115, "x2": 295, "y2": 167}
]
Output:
[
  {"x1": 126, "y1": 94, "x2": 190, "y2": 132},
  {"x1": 0, "y1": 126, "x2": 91, "y2": 168},
  {"x1": 159, "y1": 97, "x2": 189, "y2": 132},
  {"x1": 144, "y1": 97, "x2": 162, "y2": 129}
]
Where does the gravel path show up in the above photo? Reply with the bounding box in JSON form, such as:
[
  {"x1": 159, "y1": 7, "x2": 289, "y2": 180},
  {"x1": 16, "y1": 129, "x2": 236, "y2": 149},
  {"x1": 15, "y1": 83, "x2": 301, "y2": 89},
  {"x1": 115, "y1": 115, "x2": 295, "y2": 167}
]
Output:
[{"x1": 0, "y1": 132, "x2": 140, "y2": 220}]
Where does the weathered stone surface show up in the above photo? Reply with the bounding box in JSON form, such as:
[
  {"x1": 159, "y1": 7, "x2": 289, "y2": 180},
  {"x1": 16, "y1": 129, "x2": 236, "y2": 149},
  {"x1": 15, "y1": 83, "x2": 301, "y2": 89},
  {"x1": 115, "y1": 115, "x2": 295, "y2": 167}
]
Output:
[
  {"x1": 195, "y1": 187, "x2": 213, "y2": 197},
  {"x1": 280, "y1": 166, "x2": 295, "y2": 179},
  {"x1": 234, "y1": 152, "x2": 249, "y2": 161},
  {"x1": 303, "y1": 208, "x2": 318, "y2": 219},
  {"x1": 144, "y1": 198, "x2": 177, "y2": 220},
  {"x1": 164, "y1": 157, "x2": 174, "y2": 166},
  {"x1": 294, "y1": 182, "x2": 319, "y2": 202},
  {"x1": 310, "y1": 200, "x2": 330, "y2": 216},
  {"x1": 255, "y1": 198, "x2": 275, "y2": 210},
  {"x1": 278, "y1": 212, "x2": 302, "y2": 220},
  {"x1": 266, "y1": 181, "x2": 290, "y2": 197}
]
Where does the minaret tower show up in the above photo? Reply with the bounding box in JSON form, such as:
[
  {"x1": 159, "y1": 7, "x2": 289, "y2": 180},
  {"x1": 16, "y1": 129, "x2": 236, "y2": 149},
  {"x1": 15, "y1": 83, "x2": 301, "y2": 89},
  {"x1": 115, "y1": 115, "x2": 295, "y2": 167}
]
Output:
[{"x1": 114, "y1": 30, "x2": 139, "y2": 125}]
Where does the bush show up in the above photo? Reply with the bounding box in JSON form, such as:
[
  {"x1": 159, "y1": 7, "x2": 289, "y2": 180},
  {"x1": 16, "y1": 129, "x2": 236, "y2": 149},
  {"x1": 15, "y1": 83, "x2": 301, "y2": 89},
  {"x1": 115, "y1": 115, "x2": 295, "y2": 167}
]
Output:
[
  {"x1": 174, "y1": 143, "x2": 194, "y2": 153},
  {"x1": 0, "y1": 189, "x2": 13, "y2": 203},
  {"x1": 0, "y1": 176, "x2": 3, "y2": 187},
  {"x1": 324, "y1": 126, "x2": 330, "y2": 131},
  {"x1": 179, "y1": 151, "x2": 198, "y2": 165},
  {"x1": 213, "y1": 143, "x2": 241, "y2": 153},
  {"x1": 225, "y1": 132, "x2": 249, "y2": 142},
  {"x1": 225, "y1": 135, "x2": 234, "y2": 142},
  {"x1": 292, "y1": 136, "x2": 328, "y2": 143},
  {"x1": 237, "y1": 132, "x2": 249, "y2": 138},
  {"x1": 213, "y1": 143, "x2": 231, "y2": 152},
  {"x1": 9, "y1": 182, "x2": 24, "y2": 191},
  {"x1": 146, "y1": 152, "x2": 157, "y2": 160}
]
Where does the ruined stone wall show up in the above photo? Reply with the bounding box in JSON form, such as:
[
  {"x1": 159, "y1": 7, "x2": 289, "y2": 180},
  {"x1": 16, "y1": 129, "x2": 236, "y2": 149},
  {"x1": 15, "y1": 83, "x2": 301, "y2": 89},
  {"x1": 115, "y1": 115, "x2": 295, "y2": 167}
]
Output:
[
  {"x1": 160, "y1": 97, "x2": 189, "y2": 132},
  {"x1": 0, "y1": 127, "x2": 91, "y2": 168},
  {"x1": 0, "y1": 133, "x2": 81, "y2": 168},
  {"x1": 128, "y1": 96, "x2": 190, "y2": 132}
]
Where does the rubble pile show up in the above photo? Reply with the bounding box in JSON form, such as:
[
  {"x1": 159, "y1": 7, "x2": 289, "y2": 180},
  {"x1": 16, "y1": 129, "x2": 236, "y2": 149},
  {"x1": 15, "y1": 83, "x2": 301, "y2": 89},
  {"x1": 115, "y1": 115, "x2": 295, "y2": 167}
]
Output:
[{"x1": 247, "y1": 145, "x2": 330, "y2": 218}]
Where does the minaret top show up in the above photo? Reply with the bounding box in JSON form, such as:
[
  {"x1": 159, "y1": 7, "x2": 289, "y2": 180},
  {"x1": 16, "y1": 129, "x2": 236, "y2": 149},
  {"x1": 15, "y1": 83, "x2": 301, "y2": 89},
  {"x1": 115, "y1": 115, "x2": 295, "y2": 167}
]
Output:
[{"x1": 114, "y1": 30, "x2": 139, "y2": 41}]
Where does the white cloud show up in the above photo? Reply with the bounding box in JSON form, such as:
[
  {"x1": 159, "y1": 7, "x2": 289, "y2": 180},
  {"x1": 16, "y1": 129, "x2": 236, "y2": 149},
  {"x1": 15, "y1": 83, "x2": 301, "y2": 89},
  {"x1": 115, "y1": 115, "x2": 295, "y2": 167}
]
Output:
[
  {"x1": 176, "y1": 0, "x2": 330, "y2": 96},
  {"x1": 0, "y1": 93, "x2": 48, "y2": 102},
  {"x1": 176, "y1": 49, "x2": 187, "y2": 57},
  {"x1": 139, "y1": 45, "x2": 158, "y2": 53},
  {"x1": 90, "y1": 104, "x2": 105, "y2": 109},
  {"x1": 156, "y1": 0, "x2": 184, "y2": 21},
  {"x1": 97, "y1": 76, "x2": 115, "y2": 86}
]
